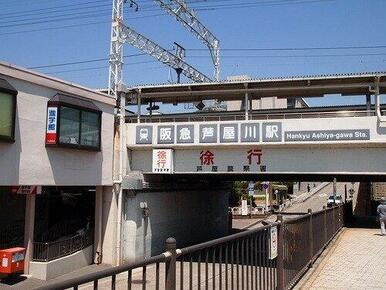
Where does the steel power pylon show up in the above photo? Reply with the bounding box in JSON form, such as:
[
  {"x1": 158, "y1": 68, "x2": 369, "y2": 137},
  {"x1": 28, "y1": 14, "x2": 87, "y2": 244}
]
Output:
[
  {"x1": 108, "y1": 0, "x2": 124, "y2": 97},
  {"x1": 120, "y1": 23, "x2": 211, "y2": 83},
  {"x1": 108, "y1": 0, "x2": 212, "y2": 96},
  {"x1": 154, "y1": 0, "x2": 220, "y2": 81}
]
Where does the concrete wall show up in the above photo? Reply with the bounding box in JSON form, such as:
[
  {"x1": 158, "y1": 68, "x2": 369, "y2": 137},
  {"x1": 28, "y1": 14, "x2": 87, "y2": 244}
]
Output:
[
  {"x1": 0, "y1": 75, "x2": 114, "y2": 186},
  {"x1": 29, "y1": 245, "x2": 93, "y2": 280},
  {"x1": 122, "y1": 187, "x2": 230, "y2": 262}
]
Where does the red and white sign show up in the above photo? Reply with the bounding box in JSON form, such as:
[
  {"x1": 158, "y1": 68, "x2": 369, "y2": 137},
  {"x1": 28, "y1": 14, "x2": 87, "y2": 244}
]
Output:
[
  {"x1": 11, "y1": 186, "x2": 41, "y2": 195},
  {"x1": 152, "y1": 149, "x2": 173, "y2": 173},
  {"x1": 45, "y1": 107, "x2": 58, "y2": 145},
  {"x1": 269, "y1": 226, "x2": 278, "y2": 259}
]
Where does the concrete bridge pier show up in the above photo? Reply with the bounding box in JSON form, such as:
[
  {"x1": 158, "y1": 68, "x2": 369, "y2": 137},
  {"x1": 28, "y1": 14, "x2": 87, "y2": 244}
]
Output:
[{"x1": 120, "y1": 181, "x2": 231, "y2": 262}]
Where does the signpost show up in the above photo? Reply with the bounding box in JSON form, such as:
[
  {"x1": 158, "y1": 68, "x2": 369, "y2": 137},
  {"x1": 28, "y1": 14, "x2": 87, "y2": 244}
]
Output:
[
  {"x1": 241, "y1": 200, "x2": 248, "y2": 216},
  {"x1": 248, "y1": 181, "x2": 255, "y2": 196}
]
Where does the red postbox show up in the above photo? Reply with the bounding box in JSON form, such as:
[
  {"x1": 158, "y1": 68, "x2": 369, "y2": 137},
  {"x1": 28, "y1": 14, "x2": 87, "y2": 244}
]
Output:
[{"x1": 0, "y1": 247, "x2": 25, "y2": 274}]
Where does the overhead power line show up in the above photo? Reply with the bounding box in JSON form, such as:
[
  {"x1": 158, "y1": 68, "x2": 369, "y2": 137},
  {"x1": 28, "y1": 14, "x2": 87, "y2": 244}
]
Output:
[
  {"x1": 186, "y1": 45, "x2": 386, "y2": 51},
  {"x1": 27, "y1": 51, "x2": 386, "y2": 70},
  {"x1": 28, "y1": 53, "x2": 147, "y2": 69},
  {"x1": 0, "y1": 0, "x2": 335, "y2": 29}
]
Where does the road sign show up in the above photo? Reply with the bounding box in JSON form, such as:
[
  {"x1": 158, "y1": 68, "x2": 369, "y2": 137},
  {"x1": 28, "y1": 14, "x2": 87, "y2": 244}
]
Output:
[{"x1": 248, "y1": 181, "x2": 255, "y2": 196}]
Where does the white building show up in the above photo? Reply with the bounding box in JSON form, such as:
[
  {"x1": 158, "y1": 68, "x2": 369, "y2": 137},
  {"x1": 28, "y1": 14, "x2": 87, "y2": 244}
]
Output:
[{"x1": 0, "y1": 62, "x2": 116, "y2": 280}]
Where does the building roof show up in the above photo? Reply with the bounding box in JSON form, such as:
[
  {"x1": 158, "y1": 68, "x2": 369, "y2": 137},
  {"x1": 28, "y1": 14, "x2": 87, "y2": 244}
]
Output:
[
  {"x1": 0, "y1": 61, "x2": 115, "y2": 106},
  {"x1": 126, "y1": 71, "x2": 386, "y2": 104}
]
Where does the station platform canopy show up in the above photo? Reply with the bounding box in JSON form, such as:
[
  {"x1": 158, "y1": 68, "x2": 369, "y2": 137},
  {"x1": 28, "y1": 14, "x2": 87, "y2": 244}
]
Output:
[{"x1": 124, "y1": 72, "x2": 386, "y2": 104}]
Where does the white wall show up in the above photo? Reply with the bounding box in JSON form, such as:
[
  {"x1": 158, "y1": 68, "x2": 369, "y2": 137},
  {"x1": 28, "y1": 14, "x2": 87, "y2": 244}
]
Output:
[
  {"x1": 0, "y1": 76, "x2": 114, "y2": 186},
  {"x1": 29, "y1": 245, "x2": 93, "y2": 280},
  {"x1": 122, "y1": 188, "x2": 230, "y2": 262},
  {"x1": 130, "y1": 147, "x2": 386, "y2": 174}
]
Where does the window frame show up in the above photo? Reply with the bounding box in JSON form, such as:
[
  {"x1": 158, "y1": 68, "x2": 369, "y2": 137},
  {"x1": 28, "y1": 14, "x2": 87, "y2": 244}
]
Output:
[
  {"x1": 0, "y1": 81, "x2": 17, "y2": 143},
  {"x1": 46, "y1": 100, "x2": 102, "y2": 152}
]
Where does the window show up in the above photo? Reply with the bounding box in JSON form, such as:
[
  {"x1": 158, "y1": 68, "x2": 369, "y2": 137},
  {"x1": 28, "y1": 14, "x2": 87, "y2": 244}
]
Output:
[
  {"x1": 46, "y1": 94, "x2": 101, "y2": 151},
  {"x1": 0, "y1": 79, "x2": 17, "y2": 142}
]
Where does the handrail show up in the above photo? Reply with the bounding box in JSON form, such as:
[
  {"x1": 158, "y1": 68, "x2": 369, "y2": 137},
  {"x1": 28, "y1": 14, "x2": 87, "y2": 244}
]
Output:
[
  {"x1": 127, "y1": 109, "x2": 384, "y2": 124},
  {"x1": 35, "y1": 204, "x2": 346, "y2": 290},
  {"x1": 179, "y1": 223, "x2": 276, "y2": 255},
  {"x1": 33, "y1": 230, "x2": 93, "y2": 262},
  {"x1": 36, "y1": 253, "x2": 169, "y2": 290}
]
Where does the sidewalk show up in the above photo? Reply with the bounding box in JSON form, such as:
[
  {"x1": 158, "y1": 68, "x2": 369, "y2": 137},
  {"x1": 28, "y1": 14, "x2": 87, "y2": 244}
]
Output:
[{"x1": 298, "y1": 228, "x2": 386, "y2": 290}]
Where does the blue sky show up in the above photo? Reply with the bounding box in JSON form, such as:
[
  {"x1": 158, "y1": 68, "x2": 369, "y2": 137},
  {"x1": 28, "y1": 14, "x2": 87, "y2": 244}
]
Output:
[{"x1": 1, "y1": 0, "x2": 385, "y2": 107}]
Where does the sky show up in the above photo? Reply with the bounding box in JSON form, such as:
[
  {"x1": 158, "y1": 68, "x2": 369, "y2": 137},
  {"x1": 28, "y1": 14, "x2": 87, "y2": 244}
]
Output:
[{"x1": 1, "y1": 0, "x2": 386, "y2": 108}]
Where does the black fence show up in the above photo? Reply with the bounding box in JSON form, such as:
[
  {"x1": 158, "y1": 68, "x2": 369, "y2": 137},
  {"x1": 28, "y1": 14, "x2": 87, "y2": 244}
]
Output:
[
  {"x1": 35, "y1": 205, "x2": 344, "y2": 290},
  {"x1": 0, "y1": 221, "x2": 24, "y2": 249},
  {"x1": 33, "y1": 230, "x2": 93, "y2": 262}
]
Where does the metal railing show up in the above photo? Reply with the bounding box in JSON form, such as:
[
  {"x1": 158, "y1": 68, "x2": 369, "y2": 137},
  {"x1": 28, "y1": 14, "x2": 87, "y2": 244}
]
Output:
[
  {"x1": 36, "y1": 205, "x2": 344, "y2": 290},
  {"x1": 127, "y1": 109, "x2": 384, "y2": 124},
  {"x1": 33, "y1": 230, "x2": 93, "y2": 262},
  {"x1": 0, "y1": 221, "x2": 24, "y2": 249},
  {"x1": 281, "y1": 206, "x2": 344, "y2": 289}
]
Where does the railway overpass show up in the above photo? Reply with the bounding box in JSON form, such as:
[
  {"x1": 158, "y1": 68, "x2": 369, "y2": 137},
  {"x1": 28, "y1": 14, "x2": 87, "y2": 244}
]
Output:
[
  {"x1": 127, "y1": 114, "x2": 386, "y2": 180},
  {"x1": 123, "y1": 72, "x2": 386, "y2": 181},
  {"x1": 117, "y1": 72, "x2": 386, "y2": 262}
]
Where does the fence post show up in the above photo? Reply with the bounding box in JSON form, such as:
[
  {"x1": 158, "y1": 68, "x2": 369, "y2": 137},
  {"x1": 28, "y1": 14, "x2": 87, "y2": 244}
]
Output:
[
  {"x1": 332, "y1": 206, "x2": 336, "y2": 234},
  {"x1": 308, "y1": 209, "x2": 313, "y2": 267},
  {"x1": 228, "y1": 207, "x2": 233, "y2": 234},
  {"x1": 165, "y1": 237, "x2": 176, "y2": 290},
  {"x1": 276, "y1": 214, "x2": 284, "y2": 290},
  {"x1": 323, "y1": 206, "x2": 327, "y2": 245}
]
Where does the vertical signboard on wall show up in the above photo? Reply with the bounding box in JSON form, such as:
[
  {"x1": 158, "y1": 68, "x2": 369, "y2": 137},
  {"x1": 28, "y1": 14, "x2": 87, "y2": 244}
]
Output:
[
  {"x1": 269, "y1": 226, "x2": 278, "y2": 259},
  {"x1": 45, "y1": 106, "x2": 58, "y2": 145},
  {"x1": 152, "y1": 149, "x2": 174, "y2": 173}
]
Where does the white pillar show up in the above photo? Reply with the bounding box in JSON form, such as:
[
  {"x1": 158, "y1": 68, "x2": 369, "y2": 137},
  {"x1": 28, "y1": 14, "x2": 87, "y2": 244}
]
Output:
[
  {"x1": 137, "y1": 94, "x2": 141, "y2": 124},
  {"x1": 101, "y1": 186, "x2": 118, "y2": 265},
  {"x1": 23, "y1": 194, "x2": 36, "y2": 274},
  {"x1": 244, "y1": 92, "x2": 249, "y2": 120},
  {"x1": 94, "y1": 186, "x2": 103, "y2": 264}
]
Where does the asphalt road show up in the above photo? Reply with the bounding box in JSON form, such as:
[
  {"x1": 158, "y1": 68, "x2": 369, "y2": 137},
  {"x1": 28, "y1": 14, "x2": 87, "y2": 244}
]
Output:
[
  {"x1": 286, "y1": 182, "x2": 355, "y2": 213},
  {"x1": 239, "y1": 182, "x2": 358, "y2": 229}
]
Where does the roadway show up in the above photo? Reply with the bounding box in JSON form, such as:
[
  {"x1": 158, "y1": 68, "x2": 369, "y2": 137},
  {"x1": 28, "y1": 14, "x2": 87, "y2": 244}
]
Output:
[
  {"x1": 286, "y1": 182, "x2": 352, "y2": 213},
  {"x1": 235, "y1": 182, "x2": 358, "y2": 230}
]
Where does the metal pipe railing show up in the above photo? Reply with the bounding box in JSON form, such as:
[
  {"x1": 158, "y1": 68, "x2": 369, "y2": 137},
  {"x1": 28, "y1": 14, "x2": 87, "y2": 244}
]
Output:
[
  {"x1": 127, "y1": 109, "x2": 384, "y2": 124},
  {"x1": 35, "y1": 205, "x2": 345, "y2": 290}
]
